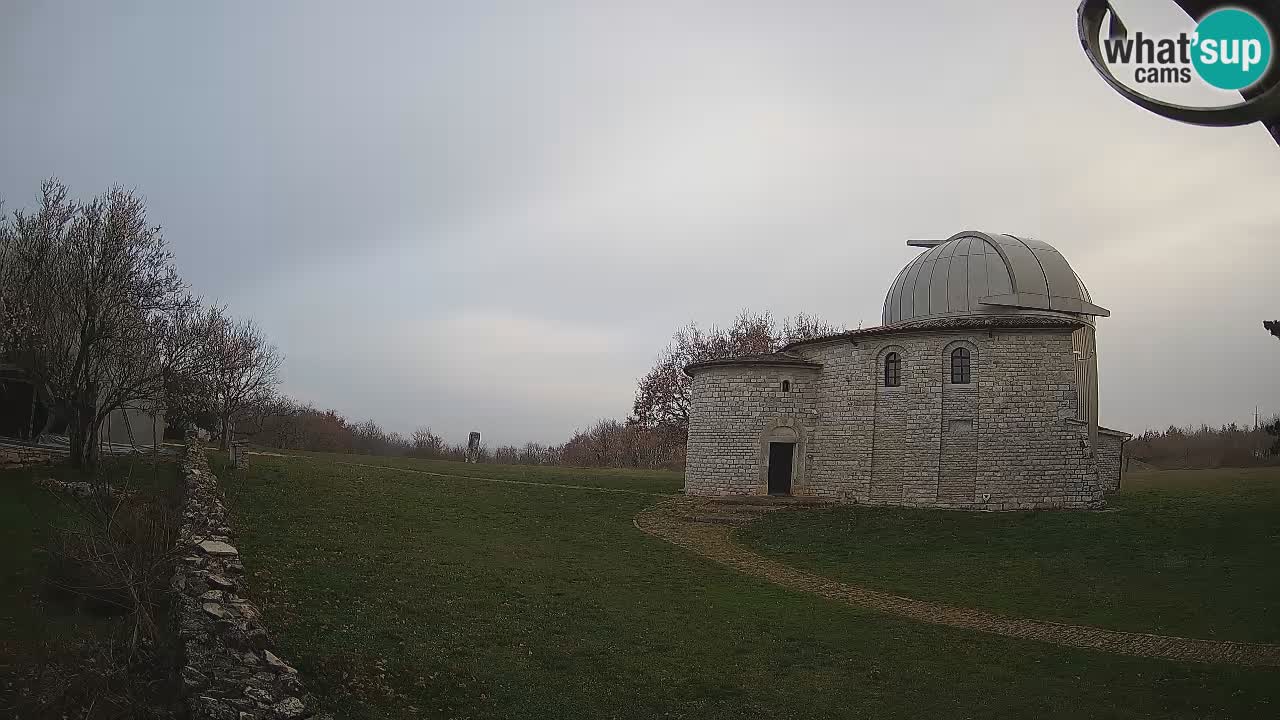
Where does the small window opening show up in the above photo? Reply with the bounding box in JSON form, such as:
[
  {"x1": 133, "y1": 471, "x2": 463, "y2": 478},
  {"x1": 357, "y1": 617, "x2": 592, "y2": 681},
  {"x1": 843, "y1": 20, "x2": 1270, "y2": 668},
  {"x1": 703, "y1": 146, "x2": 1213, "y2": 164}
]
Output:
[
  {"x1": 781, "y1": 380, "x2": 790, "y2": 392},
  {"x1": 951, "y1": 347, "x2": 972, "y2": 384},
  {"x1": 884, "y1": 352, "x2": 901, "y2": 387}
]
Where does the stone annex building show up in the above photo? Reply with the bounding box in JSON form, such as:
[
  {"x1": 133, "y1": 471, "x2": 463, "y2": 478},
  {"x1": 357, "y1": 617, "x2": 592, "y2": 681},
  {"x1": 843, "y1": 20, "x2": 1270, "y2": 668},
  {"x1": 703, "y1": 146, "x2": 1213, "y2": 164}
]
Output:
[{"x1": 684, "y1": 230, "x2": 1129, "y2": 510}]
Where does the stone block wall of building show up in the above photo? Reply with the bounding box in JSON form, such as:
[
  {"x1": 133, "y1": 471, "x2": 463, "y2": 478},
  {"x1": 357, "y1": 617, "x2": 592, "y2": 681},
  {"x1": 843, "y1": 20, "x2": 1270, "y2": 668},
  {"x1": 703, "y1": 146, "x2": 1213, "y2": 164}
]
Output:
[
  {"x1": 800, "y1": 343, "x2": 875, "y2": 500},
  {"x1": 939, "y1": 364, "x2": 979, "y2": 504},
  {"x1": 684, "y1": 364, "x2": 819, "y2": 496},
  {"x1": 967, "y1": 331, "x2": 1100, "y2": 509},
  {"x1": 684, "y1": 327, "x2": 1109, "y2": 509},
  {"x1": 1096, "y1": 428, "x2": 1126, "y2": 493}
]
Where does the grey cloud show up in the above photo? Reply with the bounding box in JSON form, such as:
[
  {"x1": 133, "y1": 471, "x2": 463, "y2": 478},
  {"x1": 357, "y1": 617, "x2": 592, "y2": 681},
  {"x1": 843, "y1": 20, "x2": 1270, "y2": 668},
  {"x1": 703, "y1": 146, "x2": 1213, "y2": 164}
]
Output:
[{"x1": 2, "y1": 0, "x2": 1278, "y2": 444}]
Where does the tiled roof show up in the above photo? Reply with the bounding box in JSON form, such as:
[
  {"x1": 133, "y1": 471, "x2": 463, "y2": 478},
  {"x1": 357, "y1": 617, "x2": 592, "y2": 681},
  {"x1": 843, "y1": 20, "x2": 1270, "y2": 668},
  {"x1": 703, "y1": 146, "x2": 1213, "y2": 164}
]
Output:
[
  {"x1": 684, "y1": 351, "x2": 822, "y2": 376},
  {"x1": 781, "y1": 315, "x2": 1085, "y2": 351}
]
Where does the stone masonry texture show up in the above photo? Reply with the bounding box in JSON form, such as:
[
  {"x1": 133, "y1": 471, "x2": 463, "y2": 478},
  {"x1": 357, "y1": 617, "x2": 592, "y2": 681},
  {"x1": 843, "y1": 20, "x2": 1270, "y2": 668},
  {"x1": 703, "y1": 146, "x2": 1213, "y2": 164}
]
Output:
[
  {"x1": 685, "y1": 328, "x2": 1121, "y2": 510},
  {"x1": 173, "y1": 440, "x2": 329, "y2": 720},
  {"x1": 1096, "y1": 429, "x2": 1126, "y2": 493}
]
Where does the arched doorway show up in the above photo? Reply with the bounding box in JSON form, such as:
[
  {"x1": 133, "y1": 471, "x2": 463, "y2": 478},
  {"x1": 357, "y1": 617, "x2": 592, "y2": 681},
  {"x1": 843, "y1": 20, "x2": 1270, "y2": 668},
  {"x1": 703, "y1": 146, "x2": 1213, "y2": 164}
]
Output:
[{"x1": 764, "y1": 425, "x2": 799, "y2": 496}]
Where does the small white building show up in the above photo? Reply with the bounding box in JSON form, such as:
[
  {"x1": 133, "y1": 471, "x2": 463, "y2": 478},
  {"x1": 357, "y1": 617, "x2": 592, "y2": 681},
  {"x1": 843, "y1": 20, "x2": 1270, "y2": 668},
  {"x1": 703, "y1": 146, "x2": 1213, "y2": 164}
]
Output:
[
  {"x1": 0, "y1": 362, "x2": 166, "y2": 451},
  {"x1": 99, "y1": 403, "x2": 167, "y2": 451}
]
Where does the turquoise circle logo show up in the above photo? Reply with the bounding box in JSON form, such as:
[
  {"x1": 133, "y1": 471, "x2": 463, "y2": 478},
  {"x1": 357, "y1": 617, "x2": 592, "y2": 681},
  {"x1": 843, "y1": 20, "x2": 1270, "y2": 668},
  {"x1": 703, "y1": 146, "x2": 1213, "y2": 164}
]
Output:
[{"x1": 1192, "y1": 8, "x2": 1273, "y2": 90}]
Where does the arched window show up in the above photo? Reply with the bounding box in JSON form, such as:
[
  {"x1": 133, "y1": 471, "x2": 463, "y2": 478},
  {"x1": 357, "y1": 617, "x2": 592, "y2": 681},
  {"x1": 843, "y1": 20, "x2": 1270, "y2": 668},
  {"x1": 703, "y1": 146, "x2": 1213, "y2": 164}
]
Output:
[
  {"x1": 781, "y1": 380, "x2": 790, "y2": 392},
  {"x1": 884, "y1": 352, "x2": 901, "y2": 387},
  {"x1": 951, "y1": 347, "x2": 971, "y2": 384}
]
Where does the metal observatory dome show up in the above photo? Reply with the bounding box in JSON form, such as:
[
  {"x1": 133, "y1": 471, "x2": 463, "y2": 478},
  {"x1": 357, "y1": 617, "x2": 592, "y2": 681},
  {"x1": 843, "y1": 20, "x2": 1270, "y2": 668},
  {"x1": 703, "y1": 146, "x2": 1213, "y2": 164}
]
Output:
[{"x1": 882, "y1": 230, "x2": 1109, "y2": 327}]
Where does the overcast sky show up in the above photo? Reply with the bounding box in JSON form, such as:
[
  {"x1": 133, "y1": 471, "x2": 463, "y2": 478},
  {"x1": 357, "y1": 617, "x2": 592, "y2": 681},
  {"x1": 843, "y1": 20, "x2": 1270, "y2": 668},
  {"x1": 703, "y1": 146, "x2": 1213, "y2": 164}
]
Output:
[{"x1": 2, "y1": 0, "x2": 1278, "y2": 445}]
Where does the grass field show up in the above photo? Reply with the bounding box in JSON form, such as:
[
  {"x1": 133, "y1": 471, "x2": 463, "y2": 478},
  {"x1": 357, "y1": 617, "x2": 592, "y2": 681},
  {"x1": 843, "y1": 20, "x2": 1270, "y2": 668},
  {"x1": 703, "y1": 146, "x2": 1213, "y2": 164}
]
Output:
[
  {"x1": 215, "y1": 452, "x2": 1280, "y2": 719},
  {"x1": 738, "y1": 467, "x2": 1280, "y2": 643},
  {"x1": 278, "y1": 450, "x2": 685, "y2": 494}
]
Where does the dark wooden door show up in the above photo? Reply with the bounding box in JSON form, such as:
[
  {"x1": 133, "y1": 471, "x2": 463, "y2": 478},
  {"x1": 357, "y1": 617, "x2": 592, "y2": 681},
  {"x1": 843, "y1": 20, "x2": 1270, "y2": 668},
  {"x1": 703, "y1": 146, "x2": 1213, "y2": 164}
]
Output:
[{"x1": 767, "y1": 442, "x2": 794, "y2": 495}]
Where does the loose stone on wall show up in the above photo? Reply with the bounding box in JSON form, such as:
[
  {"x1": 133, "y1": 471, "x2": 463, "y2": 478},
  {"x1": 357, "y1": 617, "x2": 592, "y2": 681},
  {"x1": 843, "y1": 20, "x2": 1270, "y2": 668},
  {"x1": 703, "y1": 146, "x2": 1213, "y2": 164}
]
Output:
[{"x1": 173, "y1": 438, "x2": 328, "y2": 720}]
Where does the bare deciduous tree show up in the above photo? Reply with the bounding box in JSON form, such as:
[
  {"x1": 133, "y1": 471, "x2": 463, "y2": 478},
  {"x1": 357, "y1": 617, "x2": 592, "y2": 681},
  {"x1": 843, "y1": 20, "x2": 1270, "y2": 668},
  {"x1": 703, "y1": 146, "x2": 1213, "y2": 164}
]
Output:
[
  {"x1": 1, "y1": 181, "x2": 199, "y2": 468},
  {"x1": 208, "y1": 312, "x2": 282, "y2": 450},
  {"x1": 630, "y1": 309, "x2": 842, "y2": 434},
  {"x1": 412, "y1": 426, "x2": 446, "y2": 457}
]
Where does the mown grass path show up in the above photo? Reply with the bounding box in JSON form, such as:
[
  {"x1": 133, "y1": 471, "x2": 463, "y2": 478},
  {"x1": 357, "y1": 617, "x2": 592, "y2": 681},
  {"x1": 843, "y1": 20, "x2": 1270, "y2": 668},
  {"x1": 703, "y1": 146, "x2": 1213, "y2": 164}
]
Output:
[{"x1": 636, "y1": 497, "x2": 1280, "y2": 667}]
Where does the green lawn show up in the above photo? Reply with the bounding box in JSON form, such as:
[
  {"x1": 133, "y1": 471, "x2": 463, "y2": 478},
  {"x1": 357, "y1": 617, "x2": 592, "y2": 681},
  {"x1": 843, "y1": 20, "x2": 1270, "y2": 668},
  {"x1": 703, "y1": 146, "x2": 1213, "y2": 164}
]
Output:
[
  {"x1": 216, "y1": 453, "x2": 1279, "y2": 719},
  {"x1": 0, "y1": 456, "x2": 181, "y2": 717},
  {"x1": 738, "y1": 467, "x2": 1280, "y2": 643},
  {"x1": 277, "y1": 449, "x2": 685, "y2": 494}
]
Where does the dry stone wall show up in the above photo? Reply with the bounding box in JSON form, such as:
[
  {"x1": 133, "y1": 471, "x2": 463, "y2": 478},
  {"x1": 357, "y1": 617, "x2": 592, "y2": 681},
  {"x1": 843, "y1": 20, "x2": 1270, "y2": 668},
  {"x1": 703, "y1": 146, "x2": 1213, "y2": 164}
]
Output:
[
  {"x1": 685, "y1": 328, "x2": 1109, "y2": 510},
  {"x1": 173, "y1": 441, "x2": 326, "y2": 720},
  {"x1": 0, "y1": 445, "x2": 57, "y2": 469}
]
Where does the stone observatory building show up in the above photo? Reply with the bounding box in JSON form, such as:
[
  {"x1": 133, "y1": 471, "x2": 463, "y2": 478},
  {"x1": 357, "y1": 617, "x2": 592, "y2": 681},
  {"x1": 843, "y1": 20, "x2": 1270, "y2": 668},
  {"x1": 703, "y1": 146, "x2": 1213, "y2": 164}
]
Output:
[{"x1": 684, "y1": 230, "x2": 1128, "y2": 510}]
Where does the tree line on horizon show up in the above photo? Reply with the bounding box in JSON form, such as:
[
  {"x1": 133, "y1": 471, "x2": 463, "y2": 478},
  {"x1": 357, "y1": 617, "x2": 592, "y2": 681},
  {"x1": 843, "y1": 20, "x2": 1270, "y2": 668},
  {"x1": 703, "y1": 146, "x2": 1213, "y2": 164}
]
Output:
[
  {"x1": 236, "y1": 309, "x2": 846, "y2": 469},
  {"x1": 0, "y1": 179, "x2": 847, "y2": 470},
  {"x1": 4, "y1": 178, "x2": 1275, "y2": 472},
  {"x1": 1128, "y1": 421, "x2": 1280, "y2": 470},
  {"x1": 242, "y1": 312, "x2": 1280, "y2": 471}
]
